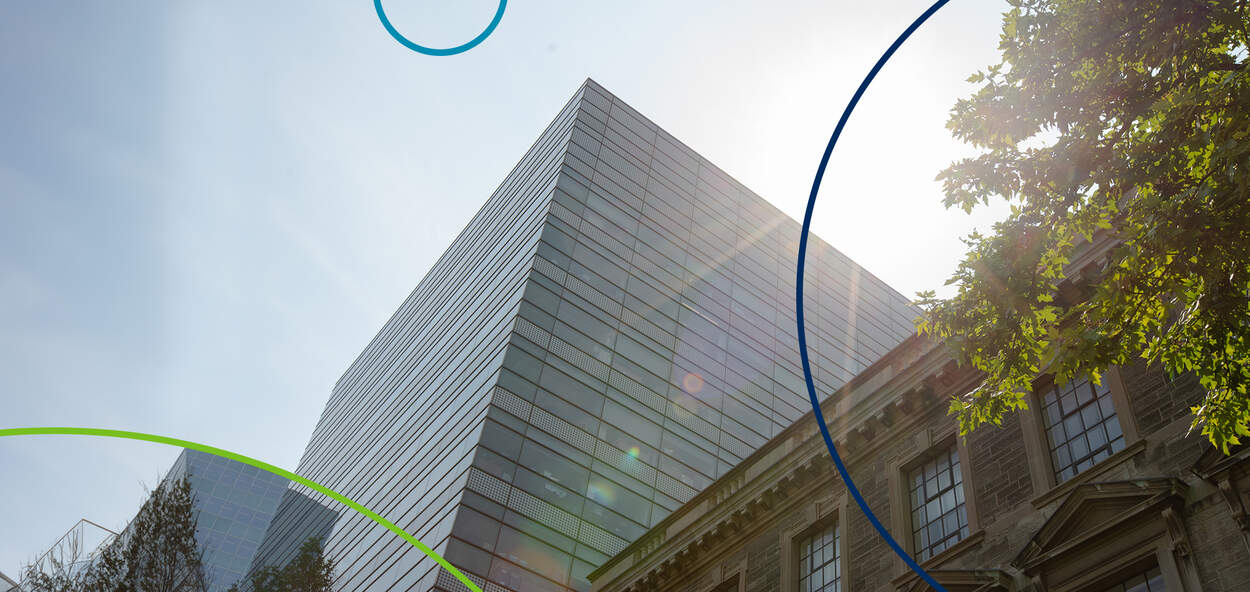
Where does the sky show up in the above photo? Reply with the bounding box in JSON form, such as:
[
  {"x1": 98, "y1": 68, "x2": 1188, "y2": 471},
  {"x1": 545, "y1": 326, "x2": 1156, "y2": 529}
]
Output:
[{"x1": 0, "y1": 0, "x2": 1011, "y2": 576}]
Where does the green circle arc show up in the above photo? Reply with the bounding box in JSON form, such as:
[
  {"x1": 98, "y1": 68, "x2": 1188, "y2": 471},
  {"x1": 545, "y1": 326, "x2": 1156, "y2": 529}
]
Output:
[{"x1": 0, "y1": 427, "x2": 482, "y2": 592}]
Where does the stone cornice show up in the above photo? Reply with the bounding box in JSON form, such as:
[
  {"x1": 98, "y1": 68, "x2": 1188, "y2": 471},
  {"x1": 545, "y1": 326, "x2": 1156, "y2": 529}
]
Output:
[
  {"x1": 590, "y1": 336, "x2": 981, "y2": 591},
  {"x1": 1192, "y1": 441, "x2": 1250, "y2": 480}
]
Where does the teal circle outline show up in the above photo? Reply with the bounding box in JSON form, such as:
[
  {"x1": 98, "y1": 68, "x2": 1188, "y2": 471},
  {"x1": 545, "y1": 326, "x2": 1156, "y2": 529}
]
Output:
[
  {"x1": 374, "y1": 0, "x2": 506, "y2": 56},
  {"x1": 0, "y1": 426, "x2": 484, "y2": 592}
]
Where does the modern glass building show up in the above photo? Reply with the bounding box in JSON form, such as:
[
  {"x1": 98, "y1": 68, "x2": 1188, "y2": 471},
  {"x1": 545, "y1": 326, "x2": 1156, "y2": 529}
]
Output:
[
  {"x1": 163, "y1": 449, "x2": 289, "y2": 591},
  {"x1": 247, "y1": 486, "x2": 340, "y2": 580},
  {"x1": 252, "y1": 79, "x2": 919, "y2": 592},
  {"x1": 18, "y1": 518, "x2": 117, "y2": 590}
]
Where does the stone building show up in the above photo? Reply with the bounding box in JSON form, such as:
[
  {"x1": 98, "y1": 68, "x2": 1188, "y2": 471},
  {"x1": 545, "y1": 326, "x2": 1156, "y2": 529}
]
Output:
[{"x1": 588, "y1": 327, "x2": 1250, "y2": 592}]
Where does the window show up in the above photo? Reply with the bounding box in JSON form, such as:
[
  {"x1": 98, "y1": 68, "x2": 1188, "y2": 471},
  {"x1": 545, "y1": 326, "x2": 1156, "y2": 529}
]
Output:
[
  {"x1": 710, "y1": 574, "x2": 742, "y2": 592},
  {"x1": 797, "y1": 522, "x2": 841, "y2": 592},
  {"x1": 1099, "y1": 565, "x2": 1166, "y2": 592},
  {"x1": 908, "y1": 445, "x2": 968, "y2": 561},
  {"x1": 1041, "y1": 376, "x2": 1125, "y2": 483}
]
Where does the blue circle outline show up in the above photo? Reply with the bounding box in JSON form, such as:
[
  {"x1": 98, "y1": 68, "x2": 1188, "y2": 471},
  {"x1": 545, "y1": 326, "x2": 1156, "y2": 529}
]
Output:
[
  {"x1": 374, "y1": 0, "x2": 506, "y2": 56},
  {"x1": 795, "y1": 1, "x2": 951, "y2": 591}
]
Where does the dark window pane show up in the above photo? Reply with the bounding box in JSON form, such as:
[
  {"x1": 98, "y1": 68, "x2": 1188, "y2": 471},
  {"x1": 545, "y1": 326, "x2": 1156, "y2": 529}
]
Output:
[
  {"x1": 907, "y1": 444, "x2": 967, "y2": 560},
  {"x1": 1041, "y1": 375, "x2": 1123, "y2": 483}
]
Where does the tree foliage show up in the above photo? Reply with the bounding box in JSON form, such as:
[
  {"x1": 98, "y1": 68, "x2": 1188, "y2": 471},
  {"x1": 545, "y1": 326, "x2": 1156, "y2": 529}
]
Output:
[
  {"x1": 21, "y1": 539, "x2": 85, "y2": 592},
  {"x1": 917, "y1": 0, "x2": 1250, "y2": 451},
  {"x1": 23, "y1": 477, "x2": 209, "y2": 592},
  {"x1": 227, "y1": 538, "x2": 335, "y2": 592}
]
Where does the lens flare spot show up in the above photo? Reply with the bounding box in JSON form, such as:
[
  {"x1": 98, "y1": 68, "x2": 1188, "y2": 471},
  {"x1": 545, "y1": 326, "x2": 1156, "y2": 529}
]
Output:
[
  {"x1": 682, "y1": 372, "x2": 705, "y2": 394},
  {"x1": 587, "y1": 482, "x2": 616, "y2": 505},
  {"x1": 627, "y1": 446, "x2": 641, "y2": 459}
]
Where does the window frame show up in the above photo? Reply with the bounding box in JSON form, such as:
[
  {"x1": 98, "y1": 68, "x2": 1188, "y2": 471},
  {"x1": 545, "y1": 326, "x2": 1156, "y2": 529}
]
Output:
[
  {"x1": 698, "y1": 560, "x2": 746, "y2": 592},
  {"x1": 795, "y1": 518, "x2": 843, "y2": 592},
  {"x1": 903, "y1": 442, "x2": 970, "y2": 562},
  {"x1": 1020, "y1": 367, "x2": 1142, "y2": 498},
  {"x1": 779, "y1": 496, "x2": 848, "y2": 592},
  {"x1": 891, "y1": 434, "x2": 979, "y2": 565},
  {"x1": 1089, "y1": 562, "x2": 1169, "y2": 592},
  {"x1": 1038, "y1": 373, "x2": 1128, "y2": 484}
]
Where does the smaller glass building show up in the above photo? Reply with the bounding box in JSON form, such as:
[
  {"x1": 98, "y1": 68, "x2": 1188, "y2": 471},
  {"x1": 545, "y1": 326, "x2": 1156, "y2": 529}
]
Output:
[{"x1": 162, "y1": 449, "x2": 289, "y2": 591}]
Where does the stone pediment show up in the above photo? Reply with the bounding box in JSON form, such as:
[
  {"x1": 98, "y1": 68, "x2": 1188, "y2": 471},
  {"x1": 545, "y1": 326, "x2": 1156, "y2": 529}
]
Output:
[
  {"x1": 894, "y1": 569, "x2": 1011, "y2": 592},
  {"x1": 1014, "y1": 478, "x2": 1186, "y2": 571}
]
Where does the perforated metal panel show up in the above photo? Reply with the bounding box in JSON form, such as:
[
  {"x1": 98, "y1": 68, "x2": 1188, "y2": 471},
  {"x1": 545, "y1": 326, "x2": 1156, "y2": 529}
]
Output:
[
  {"x1": 737, "y1": 377, "x2": 774, "y2": 407},
  {"x1": 532, "y1": 256, "x2": 568, "y2": 285},
  {"x1": 549, "y1": 201, "x2": 581, "y2": 227},
  {"x1": 719, "y1": 432, "x2": 754, "y2": 460},
  {"x1": 492, "y1": 386, "x2": 533, "y2": 421},
  {"x1": 621, "y1": 308, "x2": 676, "y2": 349},
  {"x1": 550, "y1": 336, "x2": 611, "y2": 381},
  {"x1": 513, "y1": 317, "x2": 551, "y2": 349},
  {"x1": 434, "y1": 569, "x2": 489, "y2": 592},
  {"x1": 564, "y1": 275, "x2": 623, "y2": 317},
  {"x1": 594, "y1": 440, "x2": 657, "y2": 484},
  {"x1": 530, "y1": 407, "x2": 596, "y2": 454},
  {"x1": 655, "y1": 472, "x2": 697, "y2": 503},
  {"x1": 466, "y1": 467, "x2": 511, "y2": 505},
  {"x1": 577, "y1": 520, "x2": 628, "y2": 556},
  {"x1": 608, "y1": 370, "x2": 666, "y2": 413},
  {"x1": 665, "y1": 401, "x2": 718, "y2": 435},
  {"x1": 568, "y1": 127, "x2": 602, "y2": 155},
  {"x1": 582, "y1": 220, "x2": 634, "y2": 259},
  {"x1": 506, "y1": 486, "x2": 580, "y2": 538}
]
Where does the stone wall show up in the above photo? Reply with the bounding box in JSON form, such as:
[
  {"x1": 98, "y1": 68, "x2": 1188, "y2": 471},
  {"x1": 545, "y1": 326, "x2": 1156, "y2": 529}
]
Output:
[{"x1": 592, "y1": 359, "x2": 1250, "y2": 592}]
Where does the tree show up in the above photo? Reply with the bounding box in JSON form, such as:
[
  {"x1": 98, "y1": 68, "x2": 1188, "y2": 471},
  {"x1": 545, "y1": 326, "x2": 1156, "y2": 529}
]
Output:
[
  {"x1": 21, "y1": 559, "x2": 80, "y2": 592},
  {"x1": 916, "y1": 0, "x2": 1250, "y2": 451},
  {"x1": 109, "y1": 476, "x2": 210, "y2": 592},
  {"x1": 278, "y1": 538, "x2": 334, "y2": 592},
  {"x1": 23, "y1": 477, "x2": 209, "y2": 592},
  {"x1": 227, "y1": 537, "x2": 336, "y2": 592},
  {"x1": 21, "y1": 530, "x2": 90, "y2": 592}
]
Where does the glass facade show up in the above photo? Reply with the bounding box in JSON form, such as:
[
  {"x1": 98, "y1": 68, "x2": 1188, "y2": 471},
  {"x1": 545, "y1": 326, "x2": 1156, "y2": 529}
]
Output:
[
  {"x1": 252, "y1": 79, "x2": 919, "y2": 592},
  {"x1": 246, "y1": 487, "x2": 340, "y2": 581},
  {"x1": 161, "y1": 449, "x2": 289, "y2": 591}
]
